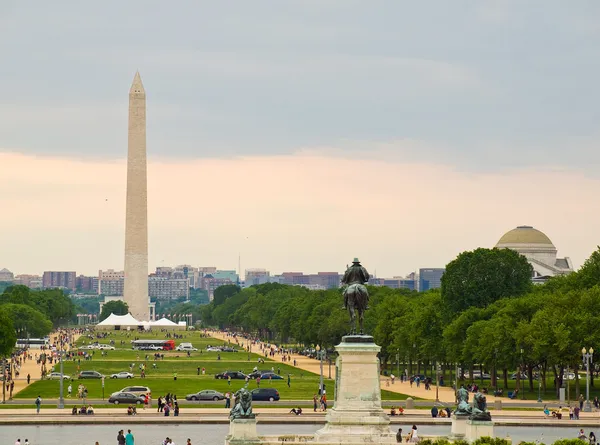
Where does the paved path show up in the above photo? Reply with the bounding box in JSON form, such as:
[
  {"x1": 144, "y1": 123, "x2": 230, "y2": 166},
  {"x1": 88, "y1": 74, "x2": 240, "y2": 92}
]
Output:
[{"x1": 208, "y1": 331, "x2": 545, "y2": 405}]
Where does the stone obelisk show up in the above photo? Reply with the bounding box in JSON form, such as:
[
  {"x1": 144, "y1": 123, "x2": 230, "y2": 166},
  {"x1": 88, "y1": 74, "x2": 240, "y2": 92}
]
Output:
[{"x1": 123, "y1": 72, "x2": 149, "y2": 321}]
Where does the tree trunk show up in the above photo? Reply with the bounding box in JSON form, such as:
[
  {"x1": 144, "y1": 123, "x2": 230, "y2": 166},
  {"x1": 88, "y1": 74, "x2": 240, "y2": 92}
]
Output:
[
  {"x1": 503, "y1": 368, "x2": 508, "y2": 390},
  {"x1": 528, "y1": 364, "x2": 534, "y2": 391}
]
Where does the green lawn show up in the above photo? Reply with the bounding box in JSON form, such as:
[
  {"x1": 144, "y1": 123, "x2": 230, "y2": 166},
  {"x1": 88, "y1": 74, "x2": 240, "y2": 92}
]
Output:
[{"x1": 18, "y1": 331, "x2": 410, "y2": 401}]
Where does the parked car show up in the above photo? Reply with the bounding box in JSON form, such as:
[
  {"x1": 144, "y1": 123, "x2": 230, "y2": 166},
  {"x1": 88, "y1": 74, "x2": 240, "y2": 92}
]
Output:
[
  {"x1": 206, "y1": 347, "x2": 222, "y2": 352},
  {"x1": 511, "y1": 372, "x2": 527, "y2": 380},
  {"x1": 251, "y1": 388, "x2": 280, "y2": 401},
  {"x1": 247, "y1": 370, "x2": 270, "y2": 379},
  {"x1": 176, "y1": 343, "x2": 198, "y2": 352},
  {"x1": 221, "y1": 347, "x2": 237, "y2": 352},
  {"x1": 78, "y1": 371, "x2": 104, "y2": 379},
  {"x1": 111, "y1": 372, "x2": 134, "y2": 379},
  {"x1": 97, "y1": 344, "x2": 115, "y2": 350},
  {"x1": 48, "y1": 372, "x2": 70, "y2": 380},
  {"x1": 112, "y1": 386, "x2": 151, "y2": 397},
  {"x1": 259, "y1": 372, "x2": 283, "y2": 380},
  {"x1": 108, "y1": 392, "x2": 146, "y2": 405},
  {"x1": 185, "y1": 390, "x2": 224, "y2": 401},
  {"x1": 215, "y1": 371, "x2": 247, "y2": 380}
]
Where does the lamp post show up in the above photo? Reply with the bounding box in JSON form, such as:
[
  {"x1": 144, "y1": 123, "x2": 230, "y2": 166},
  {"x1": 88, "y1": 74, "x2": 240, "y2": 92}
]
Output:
[
  {"x1": 582, "y1": 347, "x2": 594, "y2": 412},
  {"x1": 435, "y1": 362, "x2": 440, "y2": 403},
  {"x1": 316, "y1": 345, "x2": 324, "y2": 396},
  {"x1": 520, "y1": 348, "x2": 525, "y2": 400},
  {"x1": 58, "y1": 334, "x2": 65, "y2": 409},
  {"x1": 537, "y1": 373, "x2": 542, "y2": 403}
]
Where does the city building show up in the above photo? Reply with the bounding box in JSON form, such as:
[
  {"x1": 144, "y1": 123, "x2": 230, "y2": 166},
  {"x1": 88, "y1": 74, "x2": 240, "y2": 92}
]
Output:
[
  {"x1": 98, "y1": 269, "x2": 125, "y2": 296},
  {"x1": 419, "y1": 268, "x2": 445, "y2": 292},
  {"x1": 174, "y1": 265, "x2": 200, "y2": 289},
  {"x1": 245, "y1": 269, "x2": 270, "y2": 286},
  {"x1": 76, "y1": 275, "x2": 99, "y2": 293},
  {"x1": 42, "y1": 271, "x2": 76, "y2": 291},
  {"x1": 200, "y1": 270, "x2": 239, "y2": 301},
  {"x1": 0, "y1": 268, "x2": 14, "y2": 282},
  {"x1": 148, "y1": 276, "x2": 190, "y2": 301},
  {"x1": 13, "y1": 274, "x2": 42, "y2": 289},
  {"x1": 495, "y1": 225, "x2": 574, "y2": 281}
]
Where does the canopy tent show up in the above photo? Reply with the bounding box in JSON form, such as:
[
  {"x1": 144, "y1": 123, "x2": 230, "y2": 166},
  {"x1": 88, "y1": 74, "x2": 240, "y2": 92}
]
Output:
[
  {"x1": 97, "y1": 312, "x2": 142, "y2": 327},
  {"x1": 150, "y1": 317, "x2": 179, "y2": 327}
]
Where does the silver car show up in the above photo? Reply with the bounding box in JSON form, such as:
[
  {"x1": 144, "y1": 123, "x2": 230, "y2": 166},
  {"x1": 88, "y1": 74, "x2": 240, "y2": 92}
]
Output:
[
  {"x1": 185, "y1": 390, "x2": 225, "y2": 401},
  {"x1": 48, "y1": 372, "x2": 70, "y2": 380},
  {"x1": 111, "y1": 371, "x2": 134, "y2": 379}
]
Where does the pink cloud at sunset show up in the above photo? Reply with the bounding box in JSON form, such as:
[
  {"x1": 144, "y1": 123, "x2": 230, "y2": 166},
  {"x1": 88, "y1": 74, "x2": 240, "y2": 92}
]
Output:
[{"x1": 0, "y1": 152, "x2": 597, "y2": 277}]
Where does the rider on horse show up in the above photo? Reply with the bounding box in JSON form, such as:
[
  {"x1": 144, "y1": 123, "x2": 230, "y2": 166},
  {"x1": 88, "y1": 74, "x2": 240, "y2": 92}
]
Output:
[{"x1": 341, "y1": 258, "x2": 370, "y2": 309}]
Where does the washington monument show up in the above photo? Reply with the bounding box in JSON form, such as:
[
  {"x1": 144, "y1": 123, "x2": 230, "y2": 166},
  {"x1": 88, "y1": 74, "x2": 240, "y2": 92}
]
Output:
[{"x1": 123, "y1": 72, "x2": 149, "y2": 321}]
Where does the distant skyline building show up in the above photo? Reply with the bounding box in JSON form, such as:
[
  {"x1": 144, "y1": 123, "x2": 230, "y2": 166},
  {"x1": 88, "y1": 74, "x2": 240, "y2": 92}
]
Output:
[
  {"x1": 13, "y1": 274, "x2": 42, "y2": 289},
  {"x1": 495, "y1": 225, "x2": 574, "y2": 282},
  {"x1": 419, "y1": 268, "x2": 445, "y2": 292},
  {"x1": 76, "y1": 275, "x2": 98, "y2": 293},
  {"x1": 245, "y1": 268, "x2": 270, "y2": 286},
  {"x1": 0, "y1": 268, "x2": 14, "y2": 282},
  {"x1": 42, "y1": 271, "x2": 76, "y2": 291},
  {"x1": 123, "y1": 72, "x2": 150, "y2": 321},
  {"x1": 98, "y1": 269, "x2": 125, "y2": 296},
  {"x1": 148, "y1": 276, "x2": 189, "y2": 301}
]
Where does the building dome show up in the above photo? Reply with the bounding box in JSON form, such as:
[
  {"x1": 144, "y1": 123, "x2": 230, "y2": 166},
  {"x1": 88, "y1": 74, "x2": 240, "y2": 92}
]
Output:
[{"x1": 496, "y1": 226, "x2": 554, "y2": 247}]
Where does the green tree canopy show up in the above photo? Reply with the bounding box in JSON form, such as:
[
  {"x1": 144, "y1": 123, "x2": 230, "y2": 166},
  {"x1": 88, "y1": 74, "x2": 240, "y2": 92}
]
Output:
[
  {"x1": 0, "y1": 285, "x2": 75, "y2": 326},
  {"x1": 99, "y1": 300, "x2": 129, "y2": 322},
  {"x1": 0, "y1": 308, "x2": 17, "y2": 356},
  {"x1": 1, "y1": 303, "x2": 53, "y2": 338},
  {"x1": 440, "y1": 247, "x2": 533, "y2": 316},
  {"x1": 213, "y1": 284, "x2": 241, "y2": 306}
]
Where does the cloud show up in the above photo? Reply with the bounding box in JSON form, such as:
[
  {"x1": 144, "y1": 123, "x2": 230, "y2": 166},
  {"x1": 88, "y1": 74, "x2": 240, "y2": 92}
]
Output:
[{"x1": 0, "y1": 151, "x2": 597, "y2": 277}]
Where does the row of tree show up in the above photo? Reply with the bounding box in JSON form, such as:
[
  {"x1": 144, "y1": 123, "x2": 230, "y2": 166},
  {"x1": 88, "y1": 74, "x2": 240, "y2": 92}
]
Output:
[
  {"x1": 200, "y1": 247, "x2": 600, "y2": 398},
  {"x1": 0, "y1": 285, "x2": 77, "y2": 344}
]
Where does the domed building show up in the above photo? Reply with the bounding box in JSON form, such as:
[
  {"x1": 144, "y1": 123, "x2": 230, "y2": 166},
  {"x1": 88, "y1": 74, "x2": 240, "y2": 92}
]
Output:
[{"x1": 496, "y1": 226, "x2": 573, "y2": 281}]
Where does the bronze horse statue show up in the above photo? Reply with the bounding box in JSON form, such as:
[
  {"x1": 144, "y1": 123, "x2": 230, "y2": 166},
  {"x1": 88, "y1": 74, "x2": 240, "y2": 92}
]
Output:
[{"x1": 344, "y1": 283, "x2": 369, "y2": 334}]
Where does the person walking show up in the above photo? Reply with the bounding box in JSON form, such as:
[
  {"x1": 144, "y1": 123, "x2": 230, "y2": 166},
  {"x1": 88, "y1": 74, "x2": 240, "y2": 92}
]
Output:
[
  {"x1": 67, "y1": 383, "x2": 72, "y2": 398},
  {"x1": 313, "y1": 394, "x2": 318, "y2": 412},
  {"x1": 287, "y1": 374, "x2": 291, "y2": 388},
  {"x1": 26, "y1": 374, "x2": 30, "y2": 384},
  {"x1": 396, "y1": 428, "x2": 403, "y2": 443},
  {"x1": 34, "y1": 395, "x2": 42, "y2": 414},
  {"x1": 117, "y1": 430, "x2": 126, "y2": 445},
  {"x1": 125, "y1": 429, "x2": 134, "y2": 445},
  {"x1": 580, "y1": 394, "x2": 585, "y2": 411}
]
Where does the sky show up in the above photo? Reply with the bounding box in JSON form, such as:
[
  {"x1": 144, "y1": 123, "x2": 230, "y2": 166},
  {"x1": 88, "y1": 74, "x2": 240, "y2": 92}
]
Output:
[{"x1": 1, "y1": 1, "x2": 599, "y2": 277}]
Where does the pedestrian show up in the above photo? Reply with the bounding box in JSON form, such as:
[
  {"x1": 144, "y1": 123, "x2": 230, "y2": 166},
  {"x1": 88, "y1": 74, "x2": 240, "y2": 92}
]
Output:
[
  {"x1": 187, "y1": 439, "x2": 192, "y2": 445},
  {"x1": 67, "y1": 383, "x2": 72, "y2": 398},
  {"x1": 228, "y1": 375, "x2": 231, "y2": 386},
  {"x1": 15, "y1": 439, "x2": 21, "y2": 445},
  {"x1": 125, "y1": 429, "x2": 134, "y2": 445},
  {"x1": 26, "y1": 374, "x2": 30, "y2": 384},
  {"x1": 24, "y1": 440, "x2": 29, "y2": 445},
  {"x1": 287, "y1": 374, "x2": 291, "y2": 388},
  {"x1": 396, "y1": 428, "x2": 403, "y2": 443},
  {"x1": 409, "y1": 425, "x2": 419, "y2": 443},
  {"x1": 197, "y1": 367, "x2": 200, "y2": 376},
  {"x1": 117, "y1": 430, "x2": 126, "y2": 445},
  {"x1": 34, "y1": 395, "x2": 42, "y2": 414},
  {"x1": 313, "y1": 394, "x2": 318, "y2": 412},
  {"x1": 580, "y1": 394, "x2": 585, "y2": 411}
]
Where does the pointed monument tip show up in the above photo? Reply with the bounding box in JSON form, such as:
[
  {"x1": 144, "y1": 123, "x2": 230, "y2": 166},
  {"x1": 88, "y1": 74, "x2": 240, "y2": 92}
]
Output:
[{"x1": 130, "y1": 71, "x2": 145, "y2": 94}]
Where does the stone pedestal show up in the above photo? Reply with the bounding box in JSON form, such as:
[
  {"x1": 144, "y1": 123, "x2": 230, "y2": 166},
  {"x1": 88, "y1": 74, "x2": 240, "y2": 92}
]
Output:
[
  {"x1": 450, "y1": 414, "x2": 468, "y2": 439},
  {"x1": 464, "y1": 420, "x2": 494, "y2": 443},
  {"x1": 226, "y1": 418, "x2": 260, "y2": 445},
  {"x1": 313, "y1": 335, "x2": 395, "y2": 444}
]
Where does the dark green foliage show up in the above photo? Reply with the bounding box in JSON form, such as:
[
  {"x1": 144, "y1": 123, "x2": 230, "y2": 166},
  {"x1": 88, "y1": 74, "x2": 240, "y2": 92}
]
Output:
[
  {"x1": 213, "y1": 284, "x2": 241, "y2": 306},
  {"x1": 99, "y1": 300, "x2": 129, "y2": 321},
  {"x1": 0, "y1": 285, "x2": 75, "y2": 327},
  {"x1": 472, "y1": 438, "x2": 511, "y2": 445},
  {"x1": 1, "y1": 303, "x2": 53, "y2": 337},
  {"x1": 441, "y1": 248, "x2": 533, "y2": 316},
  {"x1": 0, "y1": 307, "x2": 17, "y2": 356}
]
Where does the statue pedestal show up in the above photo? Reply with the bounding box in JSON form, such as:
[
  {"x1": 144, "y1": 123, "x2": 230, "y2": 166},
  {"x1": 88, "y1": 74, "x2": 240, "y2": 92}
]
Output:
[
  {"x1": 465, "y1": 420, "x2": 494, "y2": 443},
  {"x1": 450, "y1": 414, "x2": 468, "y2": 439},
  {"x1": 226, "y1": 418, "x2": 260, "y2": 445},
  {"x1": 313, "y1": 336, "x2": 395, "y2": 444}
]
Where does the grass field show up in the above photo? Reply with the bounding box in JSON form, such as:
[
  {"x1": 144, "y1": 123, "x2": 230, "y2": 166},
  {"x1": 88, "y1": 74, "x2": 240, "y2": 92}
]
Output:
[{"x1": 17, "y1": 331, "x2": 410, "y2": 401}]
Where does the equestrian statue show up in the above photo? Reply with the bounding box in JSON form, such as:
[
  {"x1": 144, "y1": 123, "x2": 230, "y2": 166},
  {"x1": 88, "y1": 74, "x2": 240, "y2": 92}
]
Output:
[{"x1": 341, "y1": 258, "x2": 370, "y2": 335}]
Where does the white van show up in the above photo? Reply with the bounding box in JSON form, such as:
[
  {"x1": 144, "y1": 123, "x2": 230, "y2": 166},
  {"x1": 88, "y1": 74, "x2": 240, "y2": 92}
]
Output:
[{"x1": 176, "y1": 343, "x2": 198, "y2": 352}]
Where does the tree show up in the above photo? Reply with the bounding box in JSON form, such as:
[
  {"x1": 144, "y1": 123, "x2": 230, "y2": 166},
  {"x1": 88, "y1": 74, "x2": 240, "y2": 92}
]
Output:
[
  {"x1": 0, "y1": 308, "x2": 16, "y2": 357},
  {"x1": 213, "y1": 284, "x2": 241, "y2": 306},
  {"x1": 441, "y1": 247, "x2": 533, "y2": 316},
  {"x1": 99, "y1": 300, "x2": 129, "y2": 322},
  {"x1": 1, "y1": 303, "x2": 53, "y2": 338}
]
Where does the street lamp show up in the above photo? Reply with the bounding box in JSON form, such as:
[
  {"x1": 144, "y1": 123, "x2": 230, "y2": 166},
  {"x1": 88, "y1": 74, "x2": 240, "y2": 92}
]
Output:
[
  {"x1": 582, "y1": 347, "x2": 594, "y2": 412},
  {"x1": 316, "y1": 345, "x2": 324, "y2": 396},
  {"x1": 520, "y1": 348, "x2": 525, "y2": 400},
  {"x1": 435, "y1": 362, "x2": 440, "y2": 403},
  {"x1": 58, "y1": 335, "x2": 65, "y2": 409},
  {"x1": 537, "y1": 372, "x2": 542, "y2": 403}
]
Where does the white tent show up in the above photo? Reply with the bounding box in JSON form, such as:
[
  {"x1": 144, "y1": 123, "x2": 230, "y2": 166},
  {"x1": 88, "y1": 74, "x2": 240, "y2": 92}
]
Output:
[
  {"x1": 97, "y1": 313, "x2": 142, "y2": 327},
  {"x1": 150, "y1": 317, "x2": 179, "y2": 327}
]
